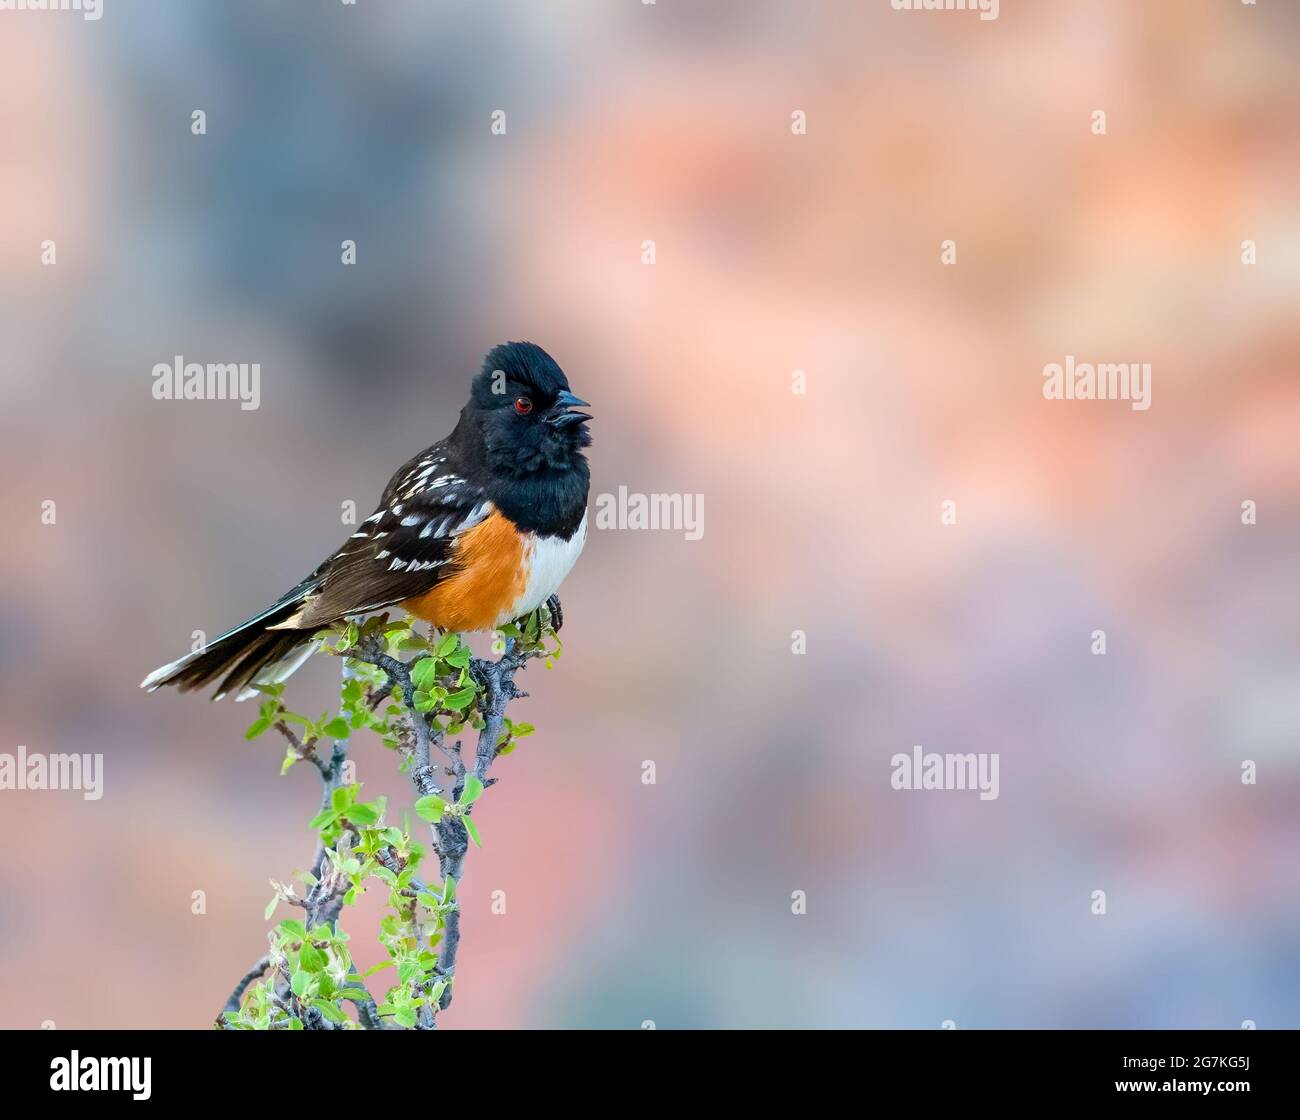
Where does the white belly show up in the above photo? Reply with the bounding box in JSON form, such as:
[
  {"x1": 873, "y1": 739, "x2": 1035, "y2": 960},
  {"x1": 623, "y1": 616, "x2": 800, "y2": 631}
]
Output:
[{"x1": 504, "y1": 511, "x2": 588, "y2": 623}]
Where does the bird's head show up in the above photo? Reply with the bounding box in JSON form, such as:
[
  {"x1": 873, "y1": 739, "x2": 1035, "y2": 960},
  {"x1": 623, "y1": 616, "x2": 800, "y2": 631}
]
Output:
[{"x1": 465, "y1": 341, "x2": 592, "y2": 476}]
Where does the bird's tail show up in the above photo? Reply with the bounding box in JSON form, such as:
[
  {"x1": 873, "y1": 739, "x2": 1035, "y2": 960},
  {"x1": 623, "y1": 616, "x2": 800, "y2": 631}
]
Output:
[{"x1": 140, "y1": 585, "x2": 320, "y2": 701}]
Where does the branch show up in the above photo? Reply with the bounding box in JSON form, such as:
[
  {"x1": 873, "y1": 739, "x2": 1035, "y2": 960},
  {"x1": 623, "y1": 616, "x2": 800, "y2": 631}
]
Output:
[
  {"x1": 348, "y1": 631, "x2": 541, "y2": 1017},
  {"x1": 224, "y1": 614, "x2": 553, "y2": 1030},
  {"x1": 221, "y1": 955, "x2": 271, "y2": 1015},
  {"x1": 273, "y1": 719, "x2": 331, "y2": 779},
  {"x1": 434, "y1": 639, "x2": 540, "y2": 1011},
  {"x1": 220, "y1": 718, "x2": 350, "y2": 1026},
  {"x1": 344, "y1": 971, "x2": 385, "y2": 1031}
]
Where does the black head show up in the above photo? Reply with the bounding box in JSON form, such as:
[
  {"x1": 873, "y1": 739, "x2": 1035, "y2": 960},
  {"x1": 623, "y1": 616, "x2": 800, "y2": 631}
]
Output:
[{"x1": 463, "y1": 341, "x2": 592, "y2": 478}]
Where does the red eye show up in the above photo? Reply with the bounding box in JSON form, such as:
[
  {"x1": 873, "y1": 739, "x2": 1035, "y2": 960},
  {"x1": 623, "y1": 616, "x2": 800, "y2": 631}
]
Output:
[{"x1": 514, "y1": 396, "x2": 532, "y2": 415}]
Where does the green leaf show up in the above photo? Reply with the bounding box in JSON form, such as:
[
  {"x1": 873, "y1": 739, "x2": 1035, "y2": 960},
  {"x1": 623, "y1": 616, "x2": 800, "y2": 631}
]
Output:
[
  {"x1": 444, "y1": 645, "x2": 471, "y2": 668},
  {"x1": 462, "y1": 815, "x2": 482, "y2": 848},
  {"x1": 308, "y1": 808, "x2": 337, "y2": 830},
  {"x1": 411, "y1": 657, "x2": 439, "y2": 691},
  {"x1": 316, "y1": 1000, "x2": 348, "y2": 1024},
  {"x1": 245, "y1": 717, "x2": 273, "y2": 741},
  {"x1": 459, "y1": 775, "x2": 485, "y2": 806},
  {"x1": 414, "y1": 796, "x2": 449, "y2": 823},
  {"x1": 412, "y1": 690, "x2": 435, "y2": 713},
  {"x1": 393, "y1": 1008, "x2": 417, "y2": 1029},
  {"x1": 435, "y1": 632, "x2": 459, "y2": 658},
  {"x1": 362, "y1": 960, "x2": 396, "y2": 978},
  {"x1": 298, "y1": 943, "x2": 326, "y2": 972},
  {"x1": 322, "y1": 716, "x2": 350, "y2": 740},
  {"x1": 512, "y1": 723, "x2": 536, "y2": 738},
  {"x1": 331, "y1": 786, "x2": 352, "y2": 812},
  {"x1": 264, "y1": 896, "x2": 279, "y2": 920},
  {"x1": 290, "y1": 969, "x2": 310, "y2": 997},
  {"x1": 347, "y1": 802, "x2": 381, "y2": 826},
  {"x1": 444, "y1": 686, "x2": 476, "y2": 711},
  {"x1": 278, "y1": 919, "x2": 307, "y2": 939}
]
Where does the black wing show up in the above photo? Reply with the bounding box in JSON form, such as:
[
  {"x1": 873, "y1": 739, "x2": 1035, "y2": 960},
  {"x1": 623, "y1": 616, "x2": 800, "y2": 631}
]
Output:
[{"x1": 282, "y1": 444, "x2": 491, "y2": 629}]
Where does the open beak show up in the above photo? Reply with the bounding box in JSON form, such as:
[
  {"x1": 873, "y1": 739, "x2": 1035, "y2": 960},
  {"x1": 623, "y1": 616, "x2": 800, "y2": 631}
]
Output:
[{"x1": 548, "y1": 389, "x2": 592, "y2": 428}]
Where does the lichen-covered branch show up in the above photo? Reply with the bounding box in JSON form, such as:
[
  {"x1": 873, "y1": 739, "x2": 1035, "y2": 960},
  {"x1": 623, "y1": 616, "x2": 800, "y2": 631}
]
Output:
[{"x1": 218, "y1": 607, "x2": 557, "y2": 1031}]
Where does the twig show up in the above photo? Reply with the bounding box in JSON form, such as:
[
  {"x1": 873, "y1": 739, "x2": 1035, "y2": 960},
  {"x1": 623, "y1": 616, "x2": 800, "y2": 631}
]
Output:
[
  {"x1": 224, "y1": 622, "x2": 545, "y2": 1029},
  {"x1": 344, "y1": 971, "x2": 385, "y2": 1031},
  {"x1": 433, "y1": 639, "x2": 539, "y2": 1010},
  {"x1": 219, "y1": 716, "x2": 350, "y2": 1024},
  {"x1": 222, "y1": 955, "x2": 271, "y2": 1014}
]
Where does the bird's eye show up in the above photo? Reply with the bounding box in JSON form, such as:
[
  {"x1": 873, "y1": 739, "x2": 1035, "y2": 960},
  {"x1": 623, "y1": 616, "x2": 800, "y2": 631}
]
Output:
[{"x1": 514, "y1": 396, "x2": 533, "y2": 415}]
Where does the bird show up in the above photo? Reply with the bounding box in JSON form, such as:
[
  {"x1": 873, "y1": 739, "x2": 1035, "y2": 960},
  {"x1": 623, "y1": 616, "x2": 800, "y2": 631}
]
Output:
[{"x1": 141, "y1": 341, "x2": 591, "y2": 701}]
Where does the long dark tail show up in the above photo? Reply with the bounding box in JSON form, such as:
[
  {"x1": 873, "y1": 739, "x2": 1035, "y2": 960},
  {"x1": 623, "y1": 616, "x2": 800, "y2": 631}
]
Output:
[{"x1": 140, "y1": 587, "x2": 318, "y2": 701}]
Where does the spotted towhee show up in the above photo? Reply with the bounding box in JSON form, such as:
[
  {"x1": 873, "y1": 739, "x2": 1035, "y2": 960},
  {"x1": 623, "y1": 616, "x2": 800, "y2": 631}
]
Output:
[{"x1": 141, "y1": 341, "x2": 591, "y2": 700}]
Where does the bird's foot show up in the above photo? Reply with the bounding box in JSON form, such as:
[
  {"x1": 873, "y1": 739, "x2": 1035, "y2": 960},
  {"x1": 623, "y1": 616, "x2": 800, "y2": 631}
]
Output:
[{"x1": 544, "y1": 594, "x2": 563, "y2": 633}]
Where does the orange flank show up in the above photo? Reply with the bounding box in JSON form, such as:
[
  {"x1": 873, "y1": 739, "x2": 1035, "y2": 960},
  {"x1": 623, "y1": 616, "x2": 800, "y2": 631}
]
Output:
[{"x1": 402, "y1": 510, "x2": 528, "y2": 632}]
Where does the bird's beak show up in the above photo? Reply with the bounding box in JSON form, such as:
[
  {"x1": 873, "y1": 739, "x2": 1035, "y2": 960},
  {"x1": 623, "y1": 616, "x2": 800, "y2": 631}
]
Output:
[{"x1": 548, "y1": 389, "x2": 592, "y2": 428}]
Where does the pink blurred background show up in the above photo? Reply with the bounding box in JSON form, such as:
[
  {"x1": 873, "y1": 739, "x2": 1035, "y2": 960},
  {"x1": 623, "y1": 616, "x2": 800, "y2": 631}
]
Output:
[{"x1": 2, "y1": 0, "x2": 1298, "y2": 1028}]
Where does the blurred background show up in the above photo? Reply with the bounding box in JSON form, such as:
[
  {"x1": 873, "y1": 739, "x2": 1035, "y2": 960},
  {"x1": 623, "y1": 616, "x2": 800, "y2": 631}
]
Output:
[{"x1": 1, "y1": 0, "x2": 1298, "y2": 1029}]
